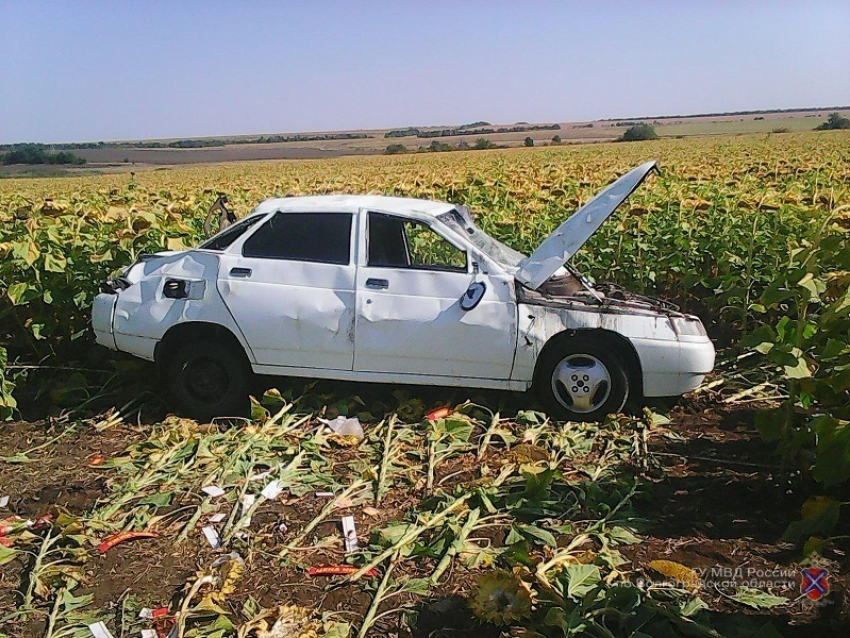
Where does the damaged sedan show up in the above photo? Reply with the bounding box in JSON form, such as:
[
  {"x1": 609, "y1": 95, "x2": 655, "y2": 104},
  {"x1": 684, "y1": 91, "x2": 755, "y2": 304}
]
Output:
[{"x1": 92, "y1": 161, "x2": 715, "y2": 421}]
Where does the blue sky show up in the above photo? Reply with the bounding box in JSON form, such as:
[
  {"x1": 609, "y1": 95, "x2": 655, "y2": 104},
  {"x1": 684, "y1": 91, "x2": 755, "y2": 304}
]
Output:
[{"x1": 2, "y1": 1, "x2": 848, "y2": 143}]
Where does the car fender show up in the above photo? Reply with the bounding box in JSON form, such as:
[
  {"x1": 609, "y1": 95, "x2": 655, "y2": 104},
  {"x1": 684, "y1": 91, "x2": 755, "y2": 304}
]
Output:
[
  {"x1": 111, "y1": 250, "x2": 255, "y2": 362},
  {"x1": 513, "y1": 302, "x2": 679, "y2": 384}
]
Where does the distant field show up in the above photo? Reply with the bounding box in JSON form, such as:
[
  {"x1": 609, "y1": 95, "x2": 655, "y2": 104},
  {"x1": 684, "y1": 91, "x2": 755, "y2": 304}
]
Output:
[
  {"x1": 3, "y1": 108, "x2": 848, "y2": 176},
  {"x1": 656, "y1": 114, "x2": 831, "y2": 136}
]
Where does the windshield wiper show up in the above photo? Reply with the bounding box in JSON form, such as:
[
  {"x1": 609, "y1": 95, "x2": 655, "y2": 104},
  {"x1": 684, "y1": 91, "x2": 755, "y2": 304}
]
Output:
[{"x1": 566, "y1": 263, "x2": 604, "y2": 304}]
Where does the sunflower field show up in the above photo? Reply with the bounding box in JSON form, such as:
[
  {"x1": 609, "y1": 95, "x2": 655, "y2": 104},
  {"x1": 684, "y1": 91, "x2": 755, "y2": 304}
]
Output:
[{"x1": 0, "y1": 132, "x2": 849, "y2": 636}]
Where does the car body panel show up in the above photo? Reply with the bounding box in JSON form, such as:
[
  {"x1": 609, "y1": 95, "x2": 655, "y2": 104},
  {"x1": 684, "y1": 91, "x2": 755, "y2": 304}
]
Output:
[
  {"x1": 516, "y1": 161, "x2": 657, "y2": 290},
  {"x1": 352, "y1": 206, "x2": 519, "y2": 379},
  {"x1": 513, "y1": 300, "x2": 714, "y2": 396},
  {"x1": 216, "y1": 255, "x2": 357, "y2": 370},
  {"x1": 106, "y1": 250, "x2": 252, "y2": 362}
]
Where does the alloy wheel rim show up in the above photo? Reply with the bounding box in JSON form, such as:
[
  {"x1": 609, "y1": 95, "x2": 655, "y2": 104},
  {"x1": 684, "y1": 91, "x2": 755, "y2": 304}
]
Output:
[{"x1": 551, "y1": 354, "x2": 612, "y2": 413}]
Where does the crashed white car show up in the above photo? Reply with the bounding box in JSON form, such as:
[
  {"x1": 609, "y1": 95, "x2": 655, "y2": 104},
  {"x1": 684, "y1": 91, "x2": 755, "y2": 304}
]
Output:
[{"x1": 93, "y1": 161, "x2": 714, "y2": 420}]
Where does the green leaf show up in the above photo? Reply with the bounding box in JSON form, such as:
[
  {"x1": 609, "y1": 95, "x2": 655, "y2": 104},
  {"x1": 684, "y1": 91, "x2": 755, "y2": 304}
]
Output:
[
  {"x1": 563, "y1": 564, "x2": 601, "y2": 600},
  {"x1": 43, "y1": 252, "x2": 67, "y2": 273},
  {"x1": 783, "y1": 350, "x2": 812, "y2": 379},
  {"x1": 518, "y1": 524, "x2": 557, "y2": 548},
  {"x1": 812, "y1": 416, "x2": 850, "y2": 486},
  {"x1": 0, "y1": 545, "x2": 20, "y2": 566},
  {"x1": 754, "y1": 409, "x2": 782, "y2": 442},
  {"x1": 6, "y1": 282, "x2": 30, "y2": 305},
  {"x1": 731, "y1": 587, "x2": 787, "y2": 609},
  {"x1": 605, "y1": 525, "x2": 641, "y2": 545},
  {"x1": 782, "y1": 495, "x2": 841, "y2": 541}
]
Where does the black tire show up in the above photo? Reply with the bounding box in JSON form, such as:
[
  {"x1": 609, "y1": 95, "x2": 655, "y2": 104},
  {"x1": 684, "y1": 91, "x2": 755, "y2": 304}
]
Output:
[
  {"x1": 166, "y1": 340, "x2": 250, "y2": 421},
  {"x1": 534, "y1": 337, "x2": 630, "y2": 422}
]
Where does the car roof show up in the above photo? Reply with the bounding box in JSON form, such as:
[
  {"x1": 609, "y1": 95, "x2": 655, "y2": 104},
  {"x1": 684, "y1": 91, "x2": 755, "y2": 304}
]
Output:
[{"x1": 252, "y1": 195, "x2": 456, "y2": 218}]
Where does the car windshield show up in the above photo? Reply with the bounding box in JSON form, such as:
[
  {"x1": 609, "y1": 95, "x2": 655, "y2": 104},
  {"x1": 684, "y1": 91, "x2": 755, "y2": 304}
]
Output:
[{"x1": 438, "y1": 210, "x2": 526, "y2": 269}]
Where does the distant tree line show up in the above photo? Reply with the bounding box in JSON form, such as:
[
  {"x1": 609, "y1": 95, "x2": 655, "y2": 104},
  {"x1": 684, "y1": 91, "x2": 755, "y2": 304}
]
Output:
[
  {"x1": 386, "y1": 134, "x2": 567, "y2": 155},
  {"x1": 601, "y1": 105, "x2": 850, "y2": 122},
  {"x1": 1, "y1": 132, "x2": 372, "y2": 153},
  {"x1": 385, "y1": 123, "x2": 560, "y2": 139},
  {"x1": 0, "y1": 144, "x2": 86, "y2": 165}
]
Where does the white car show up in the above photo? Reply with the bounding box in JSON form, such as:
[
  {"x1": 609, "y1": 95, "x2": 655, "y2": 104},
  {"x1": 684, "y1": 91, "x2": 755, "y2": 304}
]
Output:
[{"x1": 92, "y1": 161, "x2": 714, "y2": 421}]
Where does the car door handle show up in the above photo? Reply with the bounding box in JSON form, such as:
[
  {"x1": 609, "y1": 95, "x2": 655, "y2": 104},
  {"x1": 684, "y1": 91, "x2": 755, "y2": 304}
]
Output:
[
  {"x1": 229, "y1": 267, "x2": 252, "y2": 278},
  {"x1": 365, "y1": 278, "x2": 389, "y2": 290}
]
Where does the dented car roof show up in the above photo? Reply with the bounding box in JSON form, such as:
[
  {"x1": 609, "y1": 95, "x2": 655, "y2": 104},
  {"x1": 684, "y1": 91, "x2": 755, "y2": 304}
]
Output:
[{"x1": 252, "y1": 194, "x2": 456, "y2": 217}]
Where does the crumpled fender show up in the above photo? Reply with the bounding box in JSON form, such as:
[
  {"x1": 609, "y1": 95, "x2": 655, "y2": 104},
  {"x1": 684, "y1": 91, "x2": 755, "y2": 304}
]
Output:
[{"x1": 112, "y1": 251, "x2": 253, "y2": 361}]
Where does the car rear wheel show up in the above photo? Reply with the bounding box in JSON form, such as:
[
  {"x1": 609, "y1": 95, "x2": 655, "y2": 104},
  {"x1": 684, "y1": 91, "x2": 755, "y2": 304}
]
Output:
[
  {"x1": 166, "y1": 340, "x2": 250, "y2": 421},
  {"x1": 535, "y1": 338, "x2": 630, "y2": 422}
]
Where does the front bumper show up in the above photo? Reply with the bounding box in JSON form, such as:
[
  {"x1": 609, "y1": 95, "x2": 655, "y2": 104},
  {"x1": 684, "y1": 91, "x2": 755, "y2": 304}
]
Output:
[
  {"x1": 92, "y1": 292, "x2": 117, "y2": 350},
  {"x1": 631, "y1": 336, "x2": 715, "y2": 397}
]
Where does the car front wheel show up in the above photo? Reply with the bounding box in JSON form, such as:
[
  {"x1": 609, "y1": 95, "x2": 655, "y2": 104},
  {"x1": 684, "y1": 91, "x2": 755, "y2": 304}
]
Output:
[
  {"x1": 535, "y1": 338, "x2": 630, "y2": 422},
  {"x1": 166, "y1": 341, "x2": 250, "y2": 421}
]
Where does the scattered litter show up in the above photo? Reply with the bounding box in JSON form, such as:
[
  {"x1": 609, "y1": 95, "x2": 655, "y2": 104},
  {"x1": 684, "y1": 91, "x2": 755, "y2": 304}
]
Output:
[
  {"x1": 318, "y1": 416, "x2": 364, "y2": 440},
  {"x1": 240, "y1": 494, "x2": 256, "y2": 526},
  {"x1": 362, "y1": 506, "x2": 380, "y2": 518},
  {"x1": 139, "y1": 607, "x2": 169, "y2": 620},
  {"x1": 32, "y1": 514, "x2": 52, "y2": 530},
  {"x1": 88, "y1": 622, "x2": 116, "y2": 638},
  {"x1": 88, "y1": 455, "x2": 105, "y2": 466},
  {"x1": 0, "y1": 495, "x2": 8, "y2": 508},
  {"x1": 341, "y1": 516, "x2": 358, "y2": 553},
  {"x1": 208, "y1": 513, "x2": 226, "y2": 524},
  {"x1": 307, "y1": 565, "x2": 378, "y2": 578},
  {"x1": 201, "y1": 485, "x2": 225, "y2": 498},
  {"x1": 315, "y1": 491, "x2": 334, "y2": 498},
  {"x1": 277, "y1": 522, "x2": 288, "y2": 535},
  {"x1": 202, "y1": 525, "x2": 222, "y2": 549},
  {"x1": 261, "y1": 480, "x2": 282, "y2": 500},
  {"x1": 426, "y1": 406, "x2": 453, "y2": 421},
  {"x1": 98, "y1": 531, "x2": 158, "y2": 554},
  {"x1": 140, "y1": 630, "x2": 157, "y2": 638}
]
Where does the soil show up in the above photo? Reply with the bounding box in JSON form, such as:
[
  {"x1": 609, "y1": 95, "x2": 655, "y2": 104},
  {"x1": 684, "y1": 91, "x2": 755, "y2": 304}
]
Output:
[{"x1": 1, "y1": 398, "x2": 849, "y2": 637}]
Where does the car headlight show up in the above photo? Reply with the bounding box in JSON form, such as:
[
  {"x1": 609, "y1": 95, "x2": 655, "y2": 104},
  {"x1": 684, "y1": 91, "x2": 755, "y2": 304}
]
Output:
[{"x1": 670, "y1": 315, "x2": 707, "y2": 337}]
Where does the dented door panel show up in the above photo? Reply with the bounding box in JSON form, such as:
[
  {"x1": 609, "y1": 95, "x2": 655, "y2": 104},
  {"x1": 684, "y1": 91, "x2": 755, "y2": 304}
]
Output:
[
  {"x1": 355, "y1": 268, "x2": 517, "y2": 379},
  {"x1": 217, "y1": 256, "x2": 356, "y2": 370}
]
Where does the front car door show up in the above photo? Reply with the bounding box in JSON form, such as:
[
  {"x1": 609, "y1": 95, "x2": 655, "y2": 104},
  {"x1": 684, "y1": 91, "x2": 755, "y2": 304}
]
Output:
[
  {"x1": 217, "y1": 211, "x2": 356, "y2": 370},
  {"x1": 354, "y1": 210, "x2": 517, "y2": 380}
]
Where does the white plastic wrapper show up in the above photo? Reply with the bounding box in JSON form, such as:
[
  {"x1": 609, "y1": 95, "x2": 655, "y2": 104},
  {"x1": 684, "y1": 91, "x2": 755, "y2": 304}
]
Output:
[{"x1": 318, "y1": 416, "x2": 364, "y2": 440}]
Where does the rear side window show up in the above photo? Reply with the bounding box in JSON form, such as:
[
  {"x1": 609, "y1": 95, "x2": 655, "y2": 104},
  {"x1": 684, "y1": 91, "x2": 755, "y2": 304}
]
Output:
[
  {"x1": 242, "y1": 212, "x2": 352, "y2": 264},
  {"x1": 200, "y1": 214, "x2": 265, "y2": 251}
]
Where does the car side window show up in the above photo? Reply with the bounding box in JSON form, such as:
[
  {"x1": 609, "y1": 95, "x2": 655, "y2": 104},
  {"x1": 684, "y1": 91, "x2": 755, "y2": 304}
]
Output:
[
  {"x1": 368, "y1": 212, "x2": 467, "y2": 272},
  {"x1": 200, "y1": 214, "x2": 265, "y2": 251},
  {"x1": 242, "y1": 212, "x2": 352, "y2": 264}
]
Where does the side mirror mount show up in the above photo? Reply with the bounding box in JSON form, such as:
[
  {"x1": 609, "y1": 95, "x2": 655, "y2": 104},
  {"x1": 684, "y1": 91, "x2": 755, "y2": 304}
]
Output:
[{"x1": 460, "y1": 281, "x2": 486, "y2": 311}]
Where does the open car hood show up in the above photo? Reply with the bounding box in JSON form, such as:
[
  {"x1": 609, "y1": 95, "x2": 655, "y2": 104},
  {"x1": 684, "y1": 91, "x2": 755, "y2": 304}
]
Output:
[{"x1": 515, "y1": 161, "x2": 657, "y2": 290}]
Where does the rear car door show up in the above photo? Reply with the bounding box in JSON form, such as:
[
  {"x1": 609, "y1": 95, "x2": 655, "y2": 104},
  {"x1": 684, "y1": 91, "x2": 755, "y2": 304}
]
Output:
[
  {"x1": 354, "y1": 211, "x2": 517, "y2": 380},
  {"x1": 217, "y1": 211, "x2": 356, "y2": 370}
]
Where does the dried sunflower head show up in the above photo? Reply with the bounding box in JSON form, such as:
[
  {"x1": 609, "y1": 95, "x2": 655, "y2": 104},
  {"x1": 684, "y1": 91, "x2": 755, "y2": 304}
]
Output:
[{"x1": 470, "y1": 570, "x2": 533, "y2": 626}]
